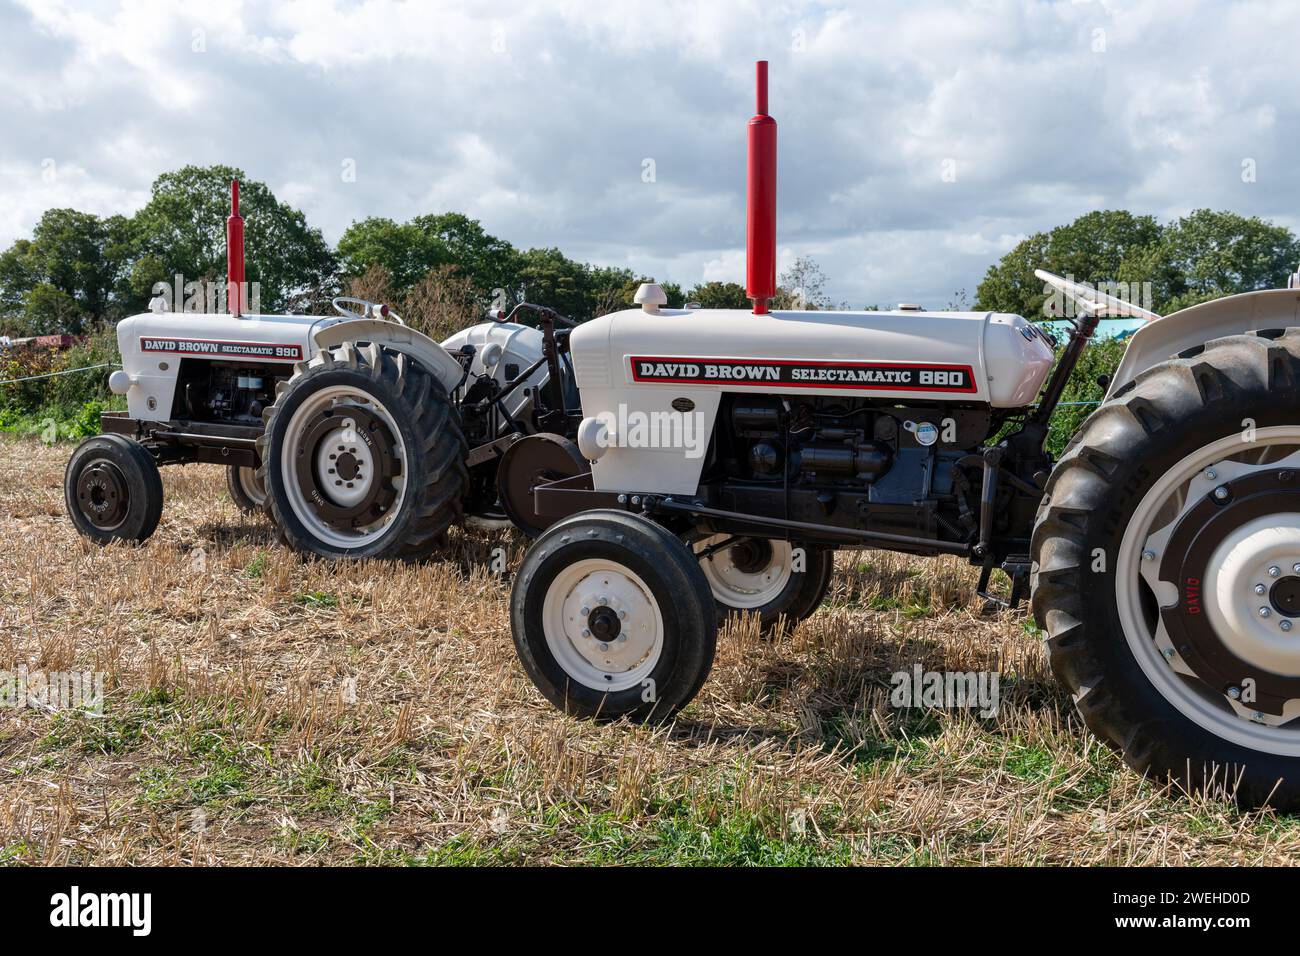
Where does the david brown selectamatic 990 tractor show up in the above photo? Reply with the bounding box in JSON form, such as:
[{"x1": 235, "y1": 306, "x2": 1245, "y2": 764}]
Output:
[{"x1": 66, "y1": 61, "x2": 1300, "y2": 806}]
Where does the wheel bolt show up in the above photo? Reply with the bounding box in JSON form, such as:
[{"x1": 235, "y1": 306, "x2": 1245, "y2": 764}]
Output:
[
  {"x1": 1270, "y1": 566, "x2": 1281, "y2": 578},
  {"x1": 1163, "y1": 647, "x2": 1175, "y2": 659},
  {"x1": 1205, "y1": 469, "x2": 1217, "y2": 480},
  {"x1": 1260, "y1": 606, "x2": 1272, "y2": 618},
  {"x1": 599, "y1": 642, "x2": 609, "y2": 651},
  {"x1": 1255, "y1": 584, "x2": 1267, "y2": 595},
  {"x1": 1142, "y1": 550, "x2": 1155, "y2": 562},
  {"x1": 1228, "y1": 686, "x2": 1242, "y2": 699},
  {"x1": 581, "y1": 628, "x2": 591, "y2": 638},
  {"x1": 617, "y1": 635, "x2": 627, "y2": 643},
  {"x1": 1293, "y1": 563, "x2": 1300, "y2": 574},
  {"x1": 1213, "y1": 486, "x2": 1230, "y2": 501},
  {"x1": 618, "y1": 609, "x2": 627, "y2": 620},
  {"x1": 1283, "y1": 620, "x2": 1294, "y2": 632},
  {"x1": 580, "y1": 606, "x2": 590, "y2": 615},
  {"x1": 598, "y1": 595, "x2": 608, "y2": 605}
]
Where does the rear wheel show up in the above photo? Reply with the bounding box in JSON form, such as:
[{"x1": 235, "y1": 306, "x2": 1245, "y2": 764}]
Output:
[
  {"x1": 258, "y1": 342, "x2": 467, "y2": 560},
  {"x1": 65, "y1": 434, "x2": 163, "y2": 545},
  {"x1": 1033, "y1": 329, "x2": 1300, "y2": 808},
  {"x1": 692, "y1": 535, "x2": 832, "y2": 632},
  {"x1": 226, "y1": 465, "x2": 266, "y2": 514},
  {"x1": 511, "y1": 510, "x2": 717, "y2": 721}
]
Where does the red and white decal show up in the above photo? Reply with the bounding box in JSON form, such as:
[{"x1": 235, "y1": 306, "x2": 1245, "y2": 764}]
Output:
[
  {"x1": 629, "y1": 356, "x2": 977, "y2": 393},
  {"x1": 140, "y1": 337, "x2": 303, "y2": 361}
]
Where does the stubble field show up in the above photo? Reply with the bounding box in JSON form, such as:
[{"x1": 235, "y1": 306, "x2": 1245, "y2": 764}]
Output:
[{"x1": 2, "y1": 436, "x2": 1297, "y2": 865}]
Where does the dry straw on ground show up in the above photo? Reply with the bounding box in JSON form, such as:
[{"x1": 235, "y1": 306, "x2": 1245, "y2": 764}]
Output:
[{"x1": 2, "y1": 436, "x2": 1298, "y2": 865}]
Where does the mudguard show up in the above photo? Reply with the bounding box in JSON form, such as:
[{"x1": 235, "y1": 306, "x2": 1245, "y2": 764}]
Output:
[
  {"x1": 1109, "y1": 288, "x2": 1300, "y2": 397},
  {"x1": 311, "y1": 319, "x2": 464, "y2": 394}
]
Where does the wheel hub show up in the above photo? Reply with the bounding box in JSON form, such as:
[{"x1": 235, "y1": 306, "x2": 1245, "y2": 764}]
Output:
[
  {"x1": 76, "y1": 460, "x2": 128, "y2": 530},
  {"x1": 1148, "y1": 460, "x2": 1300, "y2": 717},
  {"x1": 544, "y1": 561, "x2": 663, "y2": 691},
  {"x1": 695, "y1": 534, "x2": 793, "y2": 609},
  {"x1": 1270, "y1": 576, "x2": 1300, "y2": 617},
  {"x1": 295, "y1": 404, "x2": 399, "y2": 528}
]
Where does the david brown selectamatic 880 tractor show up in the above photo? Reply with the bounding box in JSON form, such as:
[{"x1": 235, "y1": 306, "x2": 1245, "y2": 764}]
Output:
[
  {"x1": 505, "y1": 62, "x2": 1300, "y2": 808},
  {"x1": 65, "y1": 61, "x2": 1300, "y2": 806}
]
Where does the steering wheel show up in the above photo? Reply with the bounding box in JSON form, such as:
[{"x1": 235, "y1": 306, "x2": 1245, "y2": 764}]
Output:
[{"x1": 331, "y1": 296, "x2": 406, "y2": 326}]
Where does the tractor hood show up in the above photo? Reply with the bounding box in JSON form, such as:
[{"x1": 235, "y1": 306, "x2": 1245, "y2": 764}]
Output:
[
  {"x1": 114, "y1": 310, "x2": 350, "y2": 422},
  {"x1": 568, "y1": 306, "x2": 1053, "y2": 408}
]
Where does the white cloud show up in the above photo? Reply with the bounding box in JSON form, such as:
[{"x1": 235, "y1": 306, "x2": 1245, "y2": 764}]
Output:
[{"x1": 3, "y1": 0, "x2": 1300, "y2": 310}]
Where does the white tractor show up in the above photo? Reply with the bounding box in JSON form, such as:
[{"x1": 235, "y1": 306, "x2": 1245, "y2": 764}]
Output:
[
  {"x1": 65, "y1": 61, "x2": 1300, "y2": 807},
  {"x1": 66, "y1": 179, "x2": 585, "y2": 559},
  {"x1": 502, "y1": 62, "x2": 1300, "y2": 809}
]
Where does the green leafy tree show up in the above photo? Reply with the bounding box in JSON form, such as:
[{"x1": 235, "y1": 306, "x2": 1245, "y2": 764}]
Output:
[
  {"x1": 975, "y1": 210, "x2": 1161, "y2": 321},
  {"x1": 336, "y1": 217, "x2": 445, "y2": 290},
  {"x1": 515, "y1": 247, "x2": 593, "y2": 319},
  {"x1": 409, "y1": 212, "x2": 518, "y2": 298},
  {"x1": 685, "y1": 281, "x2": 749, "y2": 309},
  {"x1": 337, "y1": 212, "x2": 518, "y2": 302},
  {"x1": 130, "y1": 165, "x2": 336, "y2": 313},
  {"x1": 0, "y1": 209, "x2": 134, "y2": 335},
  {"x1": 1139, "y1": 209, "x2": 1300, "y2": 312}
]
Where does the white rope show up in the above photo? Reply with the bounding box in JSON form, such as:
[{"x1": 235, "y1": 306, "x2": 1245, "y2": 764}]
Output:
[{"x1": 0, "y1": 363, "x2": 119, "y2": 386}]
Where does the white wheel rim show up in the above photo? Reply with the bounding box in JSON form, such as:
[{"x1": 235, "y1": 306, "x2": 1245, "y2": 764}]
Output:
[
  {"x1": 541, "y1": 558, "x2": 664, "y2": 692},
  {"x1": 278, "y1": 384, "x2": 408, "y2": 551},
  {"x1": 695, "y1": 535, "x2": 793, "y2": 610},
  {"x1": 1117, "y1": 425, "x2": 1300, "y2": 755},
  {"x1": 237, "y1": 466, "x2": 266, "y2": 508}
]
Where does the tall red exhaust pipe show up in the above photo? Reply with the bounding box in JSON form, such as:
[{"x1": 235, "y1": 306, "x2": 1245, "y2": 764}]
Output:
[
  {"x1": 227, "y1": 180, "x2": 245, "y2": 317},
  {"x1": 746, "y1": 60, "x2": 777, "y2": 314}
]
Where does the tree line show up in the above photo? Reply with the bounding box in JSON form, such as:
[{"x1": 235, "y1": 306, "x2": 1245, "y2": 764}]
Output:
[{"x1": 3, "y1": 164, "x2": 1299, "y2": 340}]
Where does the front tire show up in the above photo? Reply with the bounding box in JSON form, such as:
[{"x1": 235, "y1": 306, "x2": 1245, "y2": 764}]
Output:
[
  {"x1": 65, "y1": 435, "x2": 163, "y2": 545},
  {"x1": 258, "y1": 342, "x2": 468, "y2": 561},
  {"x1": 692, "y1": 535, "x2": 832, "y2": 632},
  {"x1": 226, "y1": 465, "x2": 267, "y2": 514},
  {"x1": 1033, "y1": 329, "x2": 1300, "y2": 808},
  {"x1": 511, "y1": 510, "x2": 717, "y2": 722}
]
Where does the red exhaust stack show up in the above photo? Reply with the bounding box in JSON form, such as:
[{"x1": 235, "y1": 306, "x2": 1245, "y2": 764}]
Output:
[
  {"x1": 746, "y1": 60, "x2": 777, "y2": 314},
  {"x1": 227, "y1": 180, "x2": 246, "y2": 317}
]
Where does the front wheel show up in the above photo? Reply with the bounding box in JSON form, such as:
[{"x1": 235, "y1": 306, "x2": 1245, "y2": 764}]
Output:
[
  {"x1": 511, "y1": 510, "x2": 717, "y2": 722},
  {"x1": 692, "y1": 535, "x2": 832, "y2": 632},
  {"x1": 1033, "y1": 329, "x2": 1300, "y2": 808},
  {"x1": 65, "y1": 435, "x2": 163, "y2": 545},
  {"x1": 226, "y1": 465, "x2": 267, "y2": 514}
]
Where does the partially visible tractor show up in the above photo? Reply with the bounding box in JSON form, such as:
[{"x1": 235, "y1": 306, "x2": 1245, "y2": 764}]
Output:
[{"x1": 65, "y1": 61, "x2": 1300, "y2": 807}]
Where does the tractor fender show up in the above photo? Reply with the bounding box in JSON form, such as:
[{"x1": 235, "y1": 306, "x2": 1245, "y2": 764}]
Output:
[
  {"x1": 1108, "y1": 287, "x2": 1300, "y2": 398},
  {"x1": 310, "y1": 319, "x2": 463, "y2": 394}
]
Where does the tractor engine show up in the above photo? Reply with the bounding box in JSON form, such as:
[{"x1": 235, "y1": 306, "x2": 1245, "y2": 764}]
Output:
[
  {"x1": 172, "y1": 359, "x2": 286, "y2": 425},
  {"x1": 704, "y1": 393, "x2": 997, "y2": 551}
]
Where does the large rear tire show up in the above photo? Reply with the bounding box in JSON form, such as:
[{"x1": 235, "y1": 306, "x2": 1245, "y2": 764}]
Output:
[
  {"x1": 511, "y1": 510, "x2": 717, "y2": 722},
  {"x1": 258, "y1": 342, "x2": 467, "y2": 561},
  {"x1": 1032, "y1": 329, "x2": 1300, "y2": 808}
]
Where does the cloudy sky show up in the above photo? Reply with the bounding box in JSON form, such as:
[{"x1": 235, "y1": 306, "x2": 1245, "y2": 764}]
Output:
[{"x1": 3, "y1": 0, "x2": 1299, "y2": 309}]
